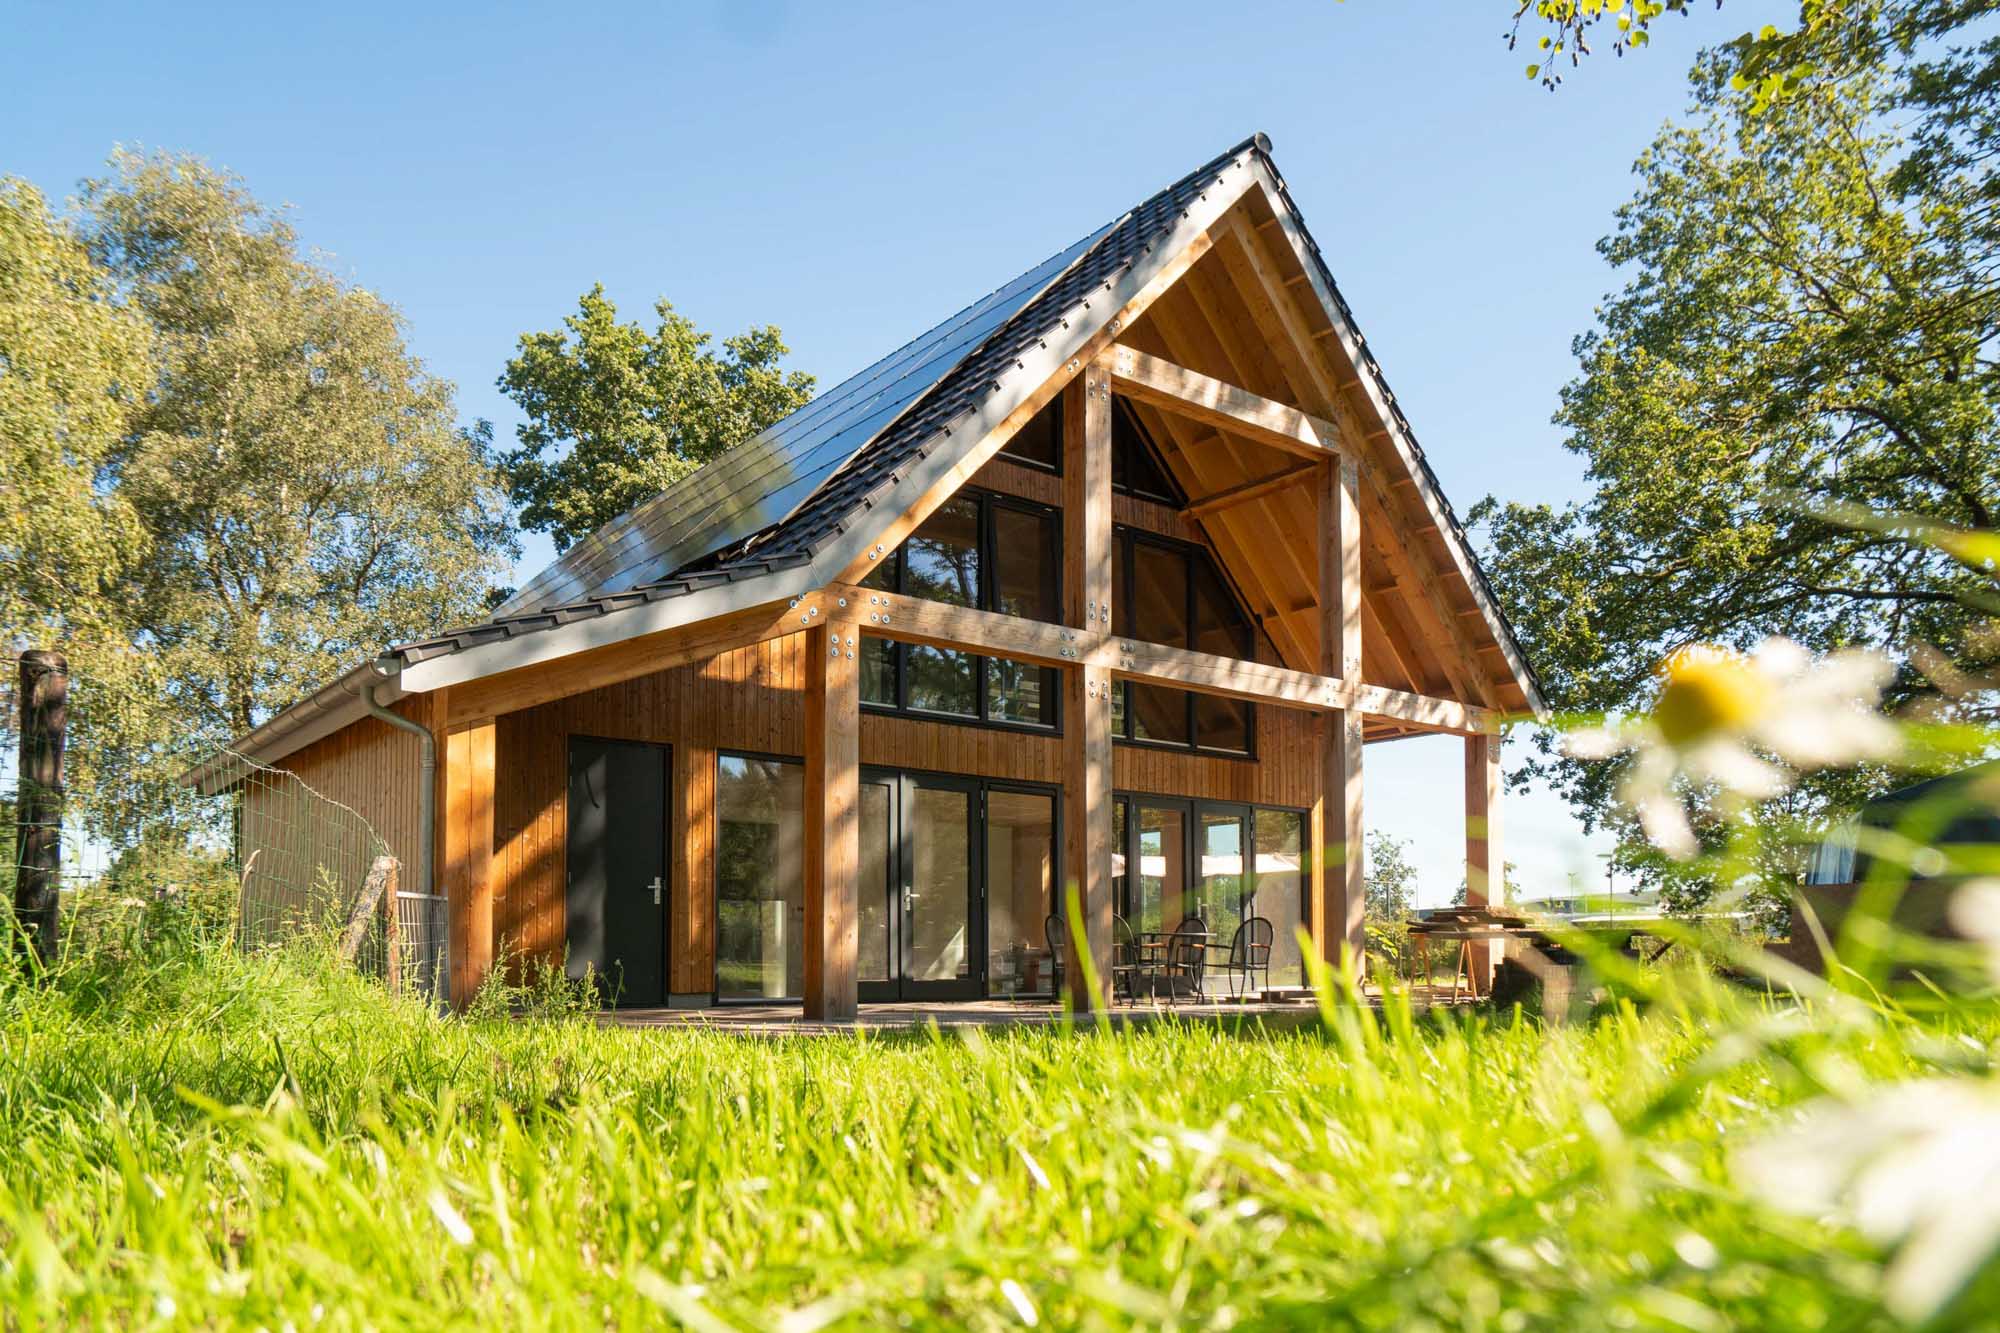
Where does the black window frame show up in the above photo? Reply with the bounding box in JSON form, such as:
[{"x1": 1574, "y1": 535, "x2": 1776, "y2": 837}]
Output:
[
  {"x1": 712, "y1": 748, "x2": 806, "y2": 1005},
  {"x1": 860, "y1": 487, "x2": 1064, "y2": 735},
  {"x1": 995, "y1": 395, "x2": 1191, "y2": 510},
  {"x1": 1112, "y1": 792, "x2": 1312, "y2": 986},
  {"x1": 1113, "y1": 526, "x2": 1258, "y2": 759}
]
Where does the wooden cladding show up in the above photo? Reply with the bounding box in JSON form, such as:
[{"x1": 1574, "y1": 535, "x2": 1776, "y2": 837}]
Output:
[
  {"x1": 237, "y1": 699, "x2": 429, "y2": 963},
  {"x1": 492, "y1": 635, "x2": 806, "y2": 993},
  {"x1": 473, "y1": 626, "x2": 1325, "y2": 990}
]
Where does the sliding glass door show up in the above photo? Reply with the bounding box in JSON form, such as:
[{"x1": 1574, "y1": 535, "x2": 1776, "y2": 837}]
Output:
[
  {"x1": 985, "y1": 785, "x2": 1058, "y2": 999},
  {"x1": 906, "y1": 778, "x2": 977, "y2": 997},
  {"x1": 1115, "y1": 794, "x2": 1310, "y2": 988},
  {"x1": 858, "y1": 769, "x2": 1060, "y2": 1001}
]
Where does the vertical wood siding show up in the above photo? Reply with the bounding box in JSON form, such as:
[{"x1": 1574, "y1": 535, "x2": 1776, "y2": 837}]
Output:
[
  {"x1": 268, "y1": 452, "x2": 1326, "y2": 989},
  {"x1": 242, "y1": 703, "x2": 426, "y2": 888}
]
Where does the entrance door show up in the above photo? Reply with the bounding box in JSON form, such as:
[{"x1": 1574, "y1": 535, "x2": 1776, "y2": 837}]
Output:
[
  {"x1": 859, "y1": 770, "x2": 981, "y2": 1001},
  {"x1": 566, "y1": 737, "x2": 668, "y2": 1006}
]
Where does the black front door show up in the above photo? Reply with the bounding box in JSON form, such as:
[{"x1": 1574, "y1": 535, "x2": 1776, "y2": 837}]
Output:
[
  {"x1": 566, "y1": 737, "x2": 668, "y2": 1006},
  {"x1": 859, "y1": 769, "x2": 981, "y2": 1001}
]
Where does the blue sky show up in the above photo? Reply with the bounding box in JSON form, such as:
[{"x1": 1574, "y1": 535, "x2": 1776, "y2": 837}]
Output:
[{"x1": 7, "y1": 0, "x2": 1791, "y2": 906}]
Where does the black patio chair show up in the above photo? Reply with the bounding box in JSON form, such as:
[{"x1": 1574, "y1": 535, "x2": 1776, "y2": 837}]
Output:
[
  {"x1": 1160, "y1": 915, "x2": 1210, "y2": 1003},
  {"x1": 1217, "y1": 916, "x2": 1275, "y2": 1000},
  {"x1": 1111, "y1": 914, "x2": 1148, "y2": 1004},
  {"x1": 1044, "y1": 911, "x2": 1067, "y2": 1002}
]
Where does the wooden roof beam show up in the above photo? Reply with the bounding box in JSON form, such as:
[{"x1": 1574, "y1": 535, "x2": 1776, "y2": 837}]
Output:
[
  {"x1": 825, "y1": 581, "x2": 1488, "y2": 735},
  {"x1": 1185, "y1": 460, "x2": 1320, "y2": 517},
  {"x1": 1148, "y1": 258, "x2": 1441, "y2": 696},
  {"x1": 1129, "y1": 296, "x2": 1326, "y2": 671},
  {"x1": 1210, "y1": 211, "x2": 1501, "y2": 709},
  {"x1": 1107, "y1": 343, "x2": 1339, "y2": 462}
]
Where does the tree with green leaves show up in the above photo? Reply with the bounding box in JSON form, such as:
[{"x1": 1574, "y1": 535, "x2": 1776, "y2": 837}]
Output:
[
  {"x1": 0, "y1": 179, "x2": 150, "y2": 655},
  {"x1": 76, "y1": 151, "x2": 515, "y2": 787},
  {"x1": 496, "y1": 286, "x2": 815, "y2": 549},
  {"x1": 1451, "y1": 862, "x2": 1521, "y2": 908},
  {"x1": 1474, "y1": 4, "x2": 2000, "y2": 891},
  {"x1": 1500, "y1": 2, "x2": 1984, "y2": 110},
  {"x1": 1364, "y1": 829, "x2": 1421, "y2": 922}
]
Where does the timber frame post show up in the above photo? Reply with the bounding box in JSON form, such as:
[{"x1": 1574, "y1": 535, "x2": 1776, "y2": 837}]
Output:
[
  {"x1": 438, "y1": 701, "x2": 496, "y2": 1010},
  {"x1": 1061, "y1": 361, "x2": 1116, "y2": 1009},
  {"x1": 1317, "y1": 456, "x2": 1365, "y2": 973},
  {"x1": 1465, "y1": 727, "x2": 1504, "y2": 991},
  {"x1": 803, "y1": 622, "x2": 860, "y2": 1020}
]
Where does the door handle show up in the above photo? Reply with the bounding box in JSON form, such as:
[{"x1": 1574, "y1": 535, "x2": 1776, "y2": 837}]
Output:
[{"x1": 650, "y1": 876, "x2": 663, "y2": 906}]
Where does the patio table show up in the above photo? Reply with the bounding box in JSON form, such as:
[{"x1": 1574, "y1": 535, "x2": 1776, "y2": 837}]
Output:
[
  {"x1": 1134, "y1": 929, "x2": 1214, "y2": 1003},
  {"x1": 1408, "y1": 908, "x2": 1538, "y2": 1001}
]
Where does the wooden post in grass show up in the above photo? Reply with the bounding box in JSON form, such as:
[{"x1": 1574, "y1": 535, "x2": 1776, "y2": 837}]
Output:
[
  {"x1": 337, "y1": 855, "x2": 399, "y2": 967},
  {"x1": 381, "y1": 859, "x2": 402, "y2": 993},
  {"x1": 14, "y1": 650, "x2": 67, "y2": 970}
]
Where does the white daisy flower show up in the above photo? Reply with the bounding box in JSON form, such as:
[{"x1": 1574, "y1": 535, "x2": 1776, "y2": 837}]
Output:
[
  {"x1": 1735, "y1": 1078, "x2": 2000, "y2": 1323},
  {"x1": 1566, "y1": 639, "x2": 1900, "y2": 859}
]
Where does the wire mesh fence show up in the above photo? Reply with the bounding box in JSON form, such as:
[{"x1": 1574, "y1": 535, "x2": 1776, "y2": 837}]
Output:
[{"x1": 1, "y1": 650, "x2": 445, "y2": 1002}]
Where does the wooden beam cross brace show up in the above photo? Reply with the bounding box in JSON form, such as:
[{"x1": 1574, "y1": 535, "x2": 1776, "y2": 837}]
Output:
[
  {"x1": 1107, "y1": 344, "x2": 1340, "y2": 462},
  {"x1": 827, "y1": 581, "x2": 1485, "y2": 735},
  {"x1": 1184, "y1": 460, "x2": 1321, "y2": 517}
]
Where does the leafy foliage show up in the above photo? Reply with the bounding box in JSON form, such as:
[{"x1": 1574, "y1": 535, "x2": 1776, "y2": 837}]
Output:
[
  {"x1": 1507, "y1": 0, "x2": 1705, "y2": 87},
  {"x1": 1474, "y1": 5, "x2": 2000, "y2": 894},
  {"x1": 14, "y1": 152, "x2": 516, "y2": 832},
  {"x1": 0, "y1": 179, "x2": 149, "y2": 655},
  {"x1": 496, "y1": 285, "x2": 815, "y2": 549},
  {"x1": 1365, "y1": 827, "x2": 1420, "y2": 920}
]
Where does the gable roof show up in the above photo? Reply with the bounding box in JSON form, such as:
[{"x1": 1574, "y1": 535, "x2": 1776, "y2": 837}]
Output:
[
  {"x1": 401, "y1": 137, "x2": 1259, "y2": 667},
  {"x1": 205, "y1": 133, "x2": 1542, "y2": 778}
]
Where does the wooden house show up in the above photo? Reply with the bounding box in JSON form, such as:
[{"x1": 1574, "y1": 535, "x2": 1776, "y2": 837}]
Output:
[{"x1": 191, "y1": 135, "x2": 1542, "y2": 1015}]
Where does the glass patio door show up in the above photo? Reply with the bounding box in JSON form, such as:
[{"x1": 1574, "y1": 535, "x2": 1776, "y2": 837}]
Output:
[
  {"x1": 1197, "y1": 805, "x2": 1251, "y2": 946},
  {"x1": 858, "y1": 770, "x2": 981, "y2": 1001}
]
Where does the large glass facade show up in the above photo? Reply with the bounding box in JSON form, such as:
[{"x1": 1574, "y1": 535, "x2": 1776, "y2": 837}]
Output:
[
  {"x1": 984, "y1": 788, "x2": 1056, "y2": 998},
  {"x1": 1113, "y1": 529, "x2": 1256, "y2": 756},
  {"x1": 715, "y1": 755, "x2": 804, "y2": 1000},
  {"x1": 859, "y1": 487, "x2": 1059, "y2": 729},
  {"x1": 1115, "y1": 795, "x2": 1309, "y2": 990}
]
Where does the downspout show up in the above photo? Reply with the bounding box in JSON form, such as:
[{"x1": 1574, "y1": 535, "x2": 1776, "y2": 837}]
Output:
[{"x1": 364, "y1": 676, "x2": 434, "y2": 912}]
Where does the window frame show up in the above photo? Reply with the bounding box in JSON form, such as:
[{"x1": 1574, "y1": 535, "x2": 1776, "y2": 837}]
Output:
[
  {"x1": 995, "y1": 395, "x2": 1191, "y2": 511},
  {"x1": 1112, "y1": 791, "x2": 1312, "y2": 987},
  {"x1": 712, "y1": 748, "x2": 807, "y2": 1005},
  {"x1": 1113, "y1": 526, "x2": 1258, "y2": 760},
  {"x1": 860, "y1": 487, "x2": 1065, "y2": 735}
]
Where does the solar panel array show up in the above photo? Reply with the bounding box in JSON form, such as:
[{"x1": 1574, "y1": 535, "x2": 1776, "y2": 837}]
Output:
[{"x1": 498, "y1": 223, "x2": 1114, "y2": 615}]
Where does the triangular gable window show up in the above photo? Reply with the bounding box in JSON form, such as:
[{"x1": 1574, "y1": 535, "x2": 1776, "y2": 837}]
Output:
[
  {"x1": 1111, "y1": 400, "x2": 1184, "y2": 506},
  {"x1": 998, "y1": 398, "x2": 1187, "y2": 508}
]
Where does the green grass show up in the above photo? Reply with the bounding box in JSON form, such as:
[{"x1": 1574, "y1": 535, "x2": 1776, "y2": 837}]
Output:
[{"x1": 1, "y1": 911, "x2": 1996, "y2": 1329}]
